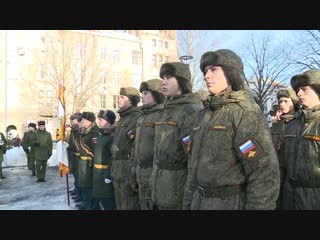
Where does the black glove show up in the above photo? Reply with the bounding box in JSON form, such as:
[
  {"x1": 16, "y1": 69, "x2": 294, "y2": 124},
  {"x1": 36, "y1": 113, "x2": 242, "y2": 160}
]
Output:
[{"x1": 23, "y1": 148, "x2": 29, "y2": 153}]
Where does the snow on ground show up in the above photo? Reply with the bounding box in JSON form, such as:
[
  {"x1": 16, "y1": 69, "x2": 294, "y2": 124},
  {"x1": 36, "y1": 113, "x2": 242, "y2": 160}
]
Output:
[{"x1": 0, "y1": 166, "x2": 78, "y2": 210}]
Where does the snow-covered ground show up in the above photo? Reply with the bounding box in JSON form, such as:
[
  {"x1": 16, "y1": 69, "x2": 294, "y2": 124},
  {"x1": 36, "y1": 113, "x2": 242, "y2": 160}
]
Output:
[
  {"x1": 0, "y1": 166, "x2": 78, "y2": 210},
  {"x1": 2, "y1": 147, "x2": 58, "y2": 167}
]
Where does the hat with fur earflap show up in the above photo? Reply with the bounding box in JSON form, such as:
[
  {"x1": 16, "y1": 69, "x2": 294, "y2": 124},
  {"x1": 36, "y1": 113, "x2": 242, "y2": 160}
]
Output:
[
  {"x1": 291, "y1": 69, "x2": 320, "y2": 95},
  {"x1": 120, "y1": 87, "x2": 140, "y2": 97},
  {"x1": 277, "y1": 88, "x2": 298, "y2": 106},
  {"x1": 139, "y1": 79, "x2": 164, "y2": 104},
  {"x1": 200, "y1": 49, "x2": 245, "y2": 91},
  {"x1": 81, "y1": 111, "x2": 96, "y2": 123},
  {"x1": 159, "y1": 62, "x2": 192, "y2": 93},
  {"x1": 38, "y1": 121, "x2": 46, "y2": 126}
]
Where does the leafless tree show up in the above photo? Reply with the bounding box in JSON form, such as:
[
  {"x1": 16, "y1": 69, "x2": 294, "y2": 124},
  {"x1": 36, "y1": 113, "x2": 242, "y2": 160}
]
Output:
[
  {"x1": 21, "y1": 30, "x2": 104, "y2": 117},
  {"x1": 178, "y1": 30, "x2": 213, "y2": 91},
  {"x1": 289, "y1": 30, "x2": 320, "y2": 70},
  {"x1": 243, "y1": 34, "x2": 293, "y2": 111}
]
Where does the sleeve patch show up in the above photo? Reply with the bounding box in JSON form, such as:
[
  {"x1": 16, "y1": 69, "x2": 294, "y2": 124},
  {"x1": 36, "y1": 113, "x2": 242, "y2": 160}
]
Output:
[{"x1": 239, "y1": 139, "x2": 260, "y2": 160}]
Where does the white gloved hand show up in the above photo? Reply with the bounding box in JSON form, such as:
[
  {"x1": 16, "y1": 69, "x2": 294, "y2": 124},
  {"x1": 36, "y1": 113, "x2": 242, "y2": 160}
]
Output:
[
  {"x1": 104, "y1": 178, "x2": 112, "y2": 184},
  {"x1": 28, "y1": 146, "x2": 31, "y2": 151}
]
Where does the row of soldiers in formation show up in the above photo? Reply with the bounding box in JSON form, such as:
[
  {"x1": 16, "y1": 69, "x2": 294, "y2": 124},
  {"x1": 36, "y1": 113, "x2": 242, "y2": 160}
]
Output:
[
  {"x1": 3, "y1": 48, "x2": 320, "y2": 210},
  {"x1": 66, "y1": 48, "x2": 320, "y2": 210}
]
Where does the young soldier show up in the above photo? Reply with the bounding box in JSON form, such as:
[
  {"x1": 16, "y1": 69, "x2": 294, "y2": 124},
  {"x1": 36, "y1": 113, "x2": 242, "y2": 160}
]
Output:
[
  {"x1": 183, "y1": 49, "x2": 280, "y2": 210},
  {"x1": 22, "y1": 122, "x2": 37, "y2": 176},
  {"x1": 111, "y1": 87, "x2": 142, "y2": 210},
  {"x1": 150, "y1": 62, "x2": 201, "y2": 210},
  {"x1": 92, "y1": 110, "x2": 116, "y2": 210},
  {"x1": 280, "y1": 69, "x2": 320, "y2": 209},
  {"x1": 76, "y1": 111, "x2": 100, "y2": 210},
  {"x1": 131, "y1": 79, "x2": 164, "y2": 210}
]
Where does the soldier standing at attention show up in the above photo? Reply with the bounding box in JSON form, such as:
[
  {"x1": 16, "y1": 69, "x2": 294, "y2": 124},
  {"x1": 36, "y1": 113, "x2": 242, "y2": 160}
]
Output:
[
  {"x1": 31, "y1": 121, "x2": 53, "y2": 182},
  {"x1": 131, "y1": 79, "x2": 164, "y2": 210},
  {"x1": 271, "y1": 88, "x2": 299, "y2": 208},
  {"x1": 183, "y1": 49, "x2": 280, "y2": 210},
  {"x1": 150, "y1": 62, "x2": 200, "y2": 210},
  {"x1": 92, "y1": 110, "x2": 116, "y2": 210},
  {"x1": 68, "y1": 113, "x2": 82, "y2": 200},
  {"x1": 76, "y1": 111, "x2": 100, "y2": 210},
  {"x1": 22, "y1": 122, "x2": 37, "y2": 176},
  {"x1": 280, "y1": 69, "x2": 320, "y2": 209},
  {"x1": 111, "y1": 87, "x2": 142, "y2": 210},
  {"x1": 0, "y1": 131, "x2": 7, "y2": 179}
]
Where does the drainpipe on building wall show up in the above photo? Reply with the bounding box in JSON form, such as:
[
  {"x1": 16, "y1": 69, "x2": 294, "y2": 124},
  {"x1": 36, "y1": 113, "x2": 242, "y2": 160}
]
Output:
[{"x1": 140, "y1": 41, "x2": 144, "y2": 83}]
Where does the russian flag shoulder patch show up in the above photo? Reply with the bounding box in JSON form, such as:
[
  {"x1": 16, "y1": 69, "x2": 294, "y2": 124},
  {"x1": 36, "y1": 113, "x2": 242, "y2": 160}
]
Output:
[{"x1": 239, "y1": 139, "x2": 260, "y2": 160}]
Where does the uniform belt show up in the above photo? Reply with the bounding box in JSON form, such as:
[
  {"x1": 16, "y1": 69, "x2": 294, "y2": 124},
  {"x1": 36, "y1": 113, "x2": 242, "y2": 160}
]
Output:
[
  {"x1": 138, "y1": 160, "x2": 153, "y2": 169},
  {"x1": 80, "y1": 156, "x2": 91, "y2": 160},
  {"x1": 196, "y1": 185, "x2": 242, "y2": 198},
  {"x1": 155, "y1": 159, "x2": 187, "y2": 170},
  {"x1": 94, "y1": 164, "x2": 108, "y2": 169},
  {"x1": 74, "y1": 153, "x2": 80, "y2": 156}
]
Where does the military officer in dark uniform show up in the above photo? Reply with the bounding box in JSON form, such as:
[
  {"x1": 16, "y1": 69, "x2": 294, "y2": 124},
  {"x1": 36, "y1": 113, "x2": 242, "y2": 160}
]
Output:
[
  {"x1": 22, "y1": 122, "x2": 37, "y2": 176},
  {"x1": 31, "y1": 121, "x2": 53, "y2": 182}
]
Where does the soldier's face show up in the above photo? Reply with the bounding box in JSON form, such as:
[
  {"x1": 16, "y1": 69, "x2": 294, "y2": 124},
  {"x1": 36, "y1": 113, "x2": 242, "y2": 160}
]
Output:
[
  {"x1": 141, "y1": 90, "x2": 156, "y2": 106},
  {"x1": 28, "y1": 127, "x2": 35, "y2": 132},
  {"x1": 161, "y1": 75, "x2": 181, "y2": 97},
  {"x1": 80, "y1": 118, "x2": 91, "y2": 129},
  {"x1": 97, "y1": 117, "x2": 107, "y2": 128},
  {"x1": 204, "y1": 65, "x2": 230, "y2": 95},
  {"x1": 119, "y1": 95, "x2": 131, "y2": 109},
  {"x1": 279, "y1": 97, "x2": 294, "y2": 114},
  {"x1": 297, "y1": 86, "x2": 320, "y2": 109},
  {"x1": 38, "y1": 125, "x2": 45, "y2": 131}
]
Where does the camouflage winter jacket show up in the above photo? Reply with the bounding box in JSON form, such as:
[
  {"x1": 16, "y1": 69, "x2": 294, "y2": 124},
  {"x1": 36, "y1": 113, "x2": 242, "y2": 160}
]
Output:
[
  {"x1": 280, "y1": 105, "x2": 320, "y2": 209},
  {"x1": 150, "y1": 93, "x2": 200, "y2": 209},
  {"x1": 31, "y1": 130, "x2": 53, "y2": 160},
  {"x1": 183, "y1": 89, "x2": 280, "y2": 210},
  {"x1": 111, "y1": 106, "x2": 142, "y2": 181}
]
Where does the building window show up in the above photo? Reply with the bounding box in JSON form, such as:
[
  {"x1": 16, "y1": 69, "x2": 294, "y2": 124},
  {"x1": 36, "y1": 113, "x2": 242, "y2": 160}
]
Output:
[
  {"x1": 132, "y1": 51, "x2": 141, "y2": 65},
  {"x1": 164, "y1": 41, "x2": 168, "y2": 49},
  {"x1": 113, "y1": 95, "x2": 119, "y2": 109},
  {"x1": 100, "y1": 72, "x2": 107, "y2": 85},
  {"x1": 132, "y1": 74, "x2": 141, "y2": 89},
  {"x1": 158, "y1": 55, "x2": 163, "y2": 67},
  {"x1": 152, "y1": 39, "x2": 156, "y2": 47},
  {"x1": 152, "y1": 54, "x2": 156, "y2": 67},
  {"x1": 159, "y1": 40, "x2": 163, "y2": 48},
  {"x1": 100, "y1": 94, "x2": 106, "y2": 108},
  {"x1": 100, "y1": 47, "x2": 106, "y2": 60},
  {"x1": 113, "y1": 49, "x2": 120, "y2": 63},
  {"x1": 165, "y1": 56, "x2": 169, "y2": 63},
  {"x1": 113, "y1": 72, "x2": 120, "y2": 85}
]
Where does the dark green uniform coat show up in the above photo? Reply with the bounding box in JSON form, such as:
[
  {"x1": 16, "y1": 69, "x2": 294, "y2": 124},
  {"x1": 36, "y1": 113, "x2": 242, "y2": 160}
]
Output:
[
  {"x1": 111, "y1": 106, "x2": 142, "y2": 210},
  {"x1": 31, "y1": 129, "x2": 53, "y2": 181},
  {"x1": 183, "y1": 89, "x2": 280, "y2": 210},
  {"x1": 150, "y1": 93, "x2": 200, "y2": 209},
  {"x1": 22, "y1": 130, "x2": 36, "y2": 173},
  {"x1": 134, "y1": 104, "x2": 163, "y2": 210},
  {"x1": 92, "y1": 127, "x2": 115, "y2": 199},
  {"x1": 0, "y1": 132, "x2": 7, "y2": 178},
  {"x1": 77, "y1": 123, "x2": 100, "y2": 188},
  {"x1": 280, "y1": 105, "x2": 320, "y2": 209}
]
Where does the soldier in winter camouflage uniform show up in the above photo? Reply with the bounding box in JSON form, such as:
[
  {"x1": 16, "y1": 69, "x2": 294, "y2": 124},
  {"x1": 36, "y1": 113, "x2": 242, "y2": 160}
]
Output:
[
  {"x1": 270, "y1": 88, "x2": 299, "y2": 208},
  {"x1": 111, "y1": 87, "x2": 142, "y2": 210},
  {"x1": 183, "y1": 49, "x2": 280, "y2": 210},
  {"x1": 150, "y1": 62, "x2": 201, "y2": 210},
  {"x1": 279, "y1": 69, "x2": 320, "y2": 209},
  {"x1": 131, "y1": 79, "x2": 164, "y2": 210}
]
